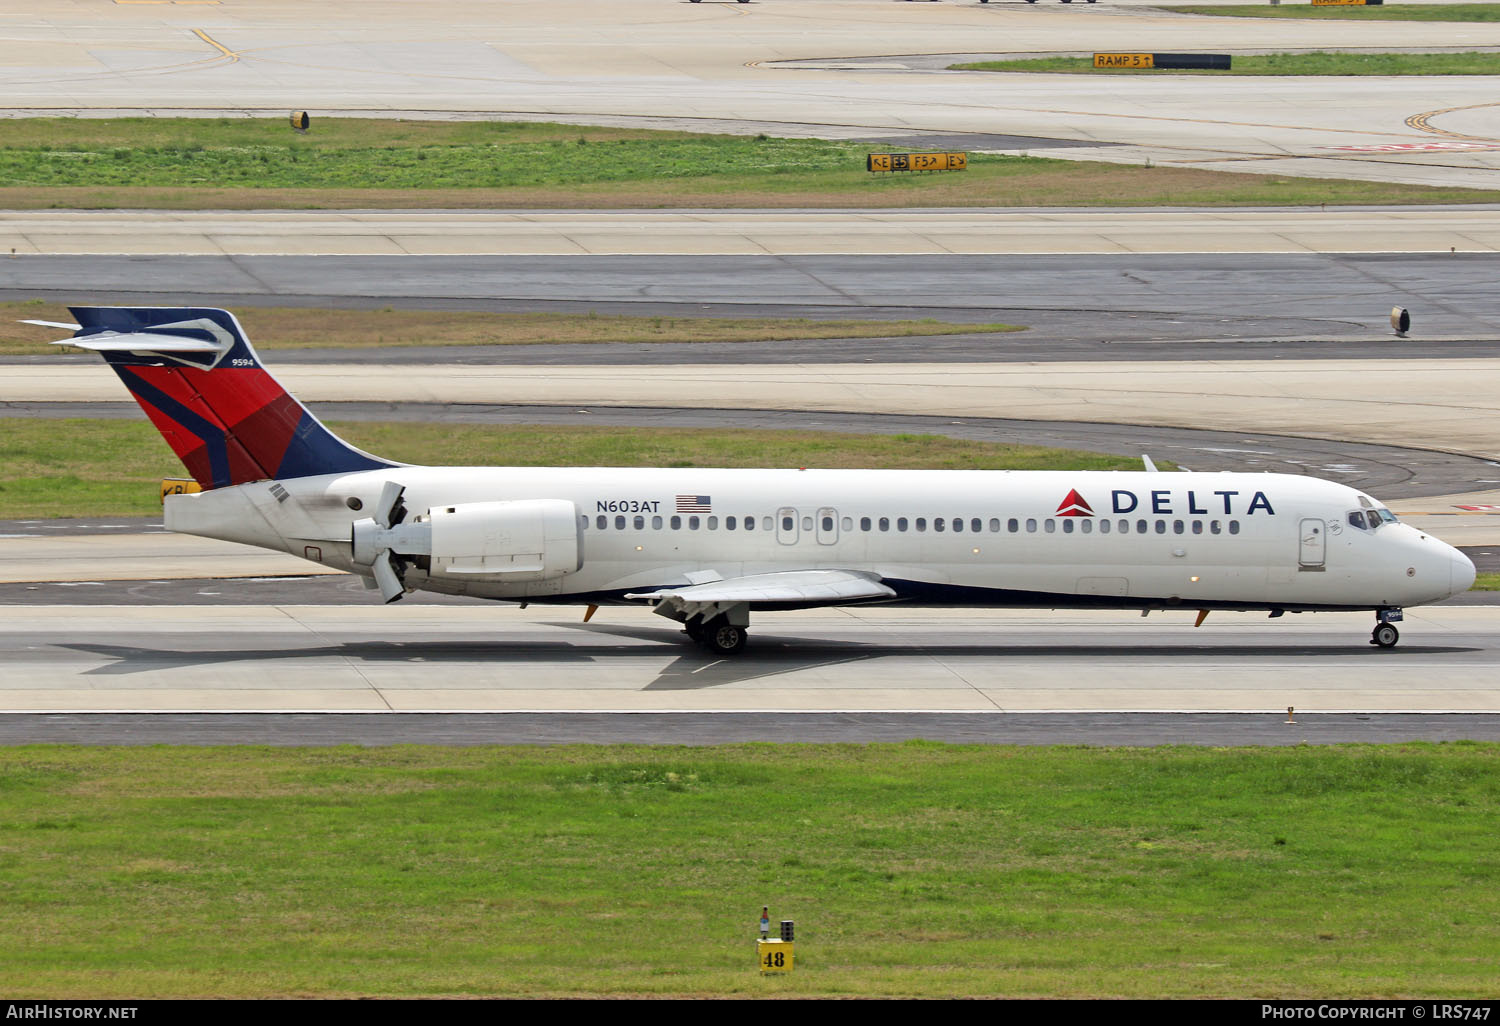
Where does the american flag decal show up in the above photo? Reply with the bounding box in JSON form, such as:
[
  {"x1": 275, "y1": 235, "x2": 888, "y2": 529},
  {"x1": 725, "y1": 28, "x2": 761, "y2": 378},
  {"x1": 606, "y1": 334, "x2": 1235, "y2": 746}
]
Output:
[{"x1": 676, "y1": 494, "x2": 712, "y2": 513}]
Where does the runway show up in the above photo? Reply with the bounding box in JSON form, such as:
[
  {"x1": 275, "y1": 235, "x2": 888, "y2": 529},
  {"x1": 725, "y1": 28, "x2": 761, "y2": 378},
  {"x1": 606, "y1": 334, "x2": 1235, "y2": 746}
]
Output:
[{"x1": 3, "y1": 604, "x2": 1497, "y2": 715}]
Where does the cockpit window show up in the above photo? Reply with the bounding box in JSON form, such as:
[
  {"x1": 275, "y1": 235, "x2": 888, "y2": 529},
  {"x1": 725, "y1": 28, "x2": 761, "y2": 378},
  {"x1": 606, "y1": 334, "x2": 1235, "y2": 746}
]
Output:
[
  {"x1": 1376, "y1": 508, "x2": 1398, "y2": 525},
  {"x1": 1348, "y1": 511, "x2": 1367, "y2": 531},
  {"x1": 1366, "y1": 511, "x2": 1382, "y2": 530}
]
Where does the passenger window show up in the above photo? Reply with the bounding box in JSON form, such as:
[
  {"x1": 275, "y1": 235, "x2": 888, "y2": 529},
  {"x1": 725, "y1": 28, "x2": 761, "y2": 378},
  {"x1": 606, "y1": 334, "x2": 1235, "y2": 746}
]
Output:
[
  {"x1": 879, "y1": 517, "x2": 890, "y2": 532},
  {"x1": 934, "y1": 518, "x2": 944, "y2": 533},
  {"x1": 861, "y1": 517, "x2": 872, "y2": 531},
  {"x1": 671, "y1": 516, "x2": 682, "y2": 530},
  {"x1": 580, "y1": 515, "x2": 588, "y2": 530},
  {"x1": 1026, "y1": 518, "x2": 1037, "y2": 533},
  {"x1": 821, "y1": 516, "x2": 833, "y2": 532},
  {"x1": 898, "y1": 517, "x2": 909, "y2": 532},
  {"x1": 762, "y1": 516, "x2": 773, "y2": 531},
  {"x1": 1045, "y1": 519, "x2": 1056, "y2": 534},
  {"x1": 596, "y1": 515, "x2": 607, "y2": 530},
  {"x1": 1081, "y1": 519, "x2": 1092, "y2": 534},
  {"x1": 916, "y1": 518, "x2": 927, "y2": 532},
  {"x1": 1155, "y1": 520, "x2": 1166, "y2": 535},
  {"x1": 726, "y1": 516, "x2": 736, "y2": 530},
  {"x1": 1192, "y1": 521, "x2": 1202, "y2": 535},
  {"x1": 1062, "y1": 519, "x2": 1074, "y2": 534},
  {"x1": 633, "y1": 515, "x2": 645, "y2": 530},
  {"x1": 1136, "y1": 520, "x2": 1147, "y2": 534},
  {"x1": 1229, "y1": 521, "x2": 1241, "y2": 535},
  {"x1": 802, "y1": 516, "x2": 813, "y2": 531},
  {"x1": 1007, "y1": 518, "x2": 1019, "y2": 533},
  {"x1": 950, "y1": 518, "x2": 960, "y2": 533},
  {"x1": 973, "y1": 519, "x2": 983, "y2": 533},
  {"x1": 782, "y1": 516, "x2": 794, "y2": 532},
  {"x1": 615, "y1": 515, "x2": 626, "y2": 530},
  {"x1": 707, "y1": 516, "x2": 718, "y2": 530},
  {"x1": 690, "y1": 516, "x2": 700, "y2": 530},
  {"x1": 1173, "y1": 520, "x2": 1184, "y2": 535},
  {"x1": 1099, "y1": 520, "x2": 1110, "y2": 534},
  {"x1": 652, "y1": 516, "x2": 663, "y2": 530},
  {"x1": 842, "y1": 517, "x2": 853, "y2": 531},
  {"x1": 990, "y1": 518, "x2": 1001, "y2": 533},
  {"x1": 1210, "y1": 520, "x2": 1221, "y2": 535}
]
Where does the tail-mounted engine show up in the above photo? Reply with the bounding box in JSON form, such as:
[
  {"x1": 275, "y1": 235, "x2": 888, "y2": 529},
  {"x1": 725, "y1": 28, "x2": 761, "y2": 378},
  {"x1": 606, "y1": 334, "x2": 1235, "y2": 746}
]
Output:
[{"x1": 350, "y1": 484, "x2": 582, "y2": 603}]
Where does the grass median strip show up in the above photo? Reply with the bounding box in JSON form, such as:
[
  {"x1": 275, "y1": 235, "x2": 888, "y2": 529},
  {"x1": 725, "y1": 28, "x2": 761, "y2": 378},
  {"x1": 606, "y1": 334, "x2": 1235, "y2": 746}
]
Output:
[
  {"x1": 0, "y1": 301, "x2": 1022, "y2": 357},
  {"x1": 952, "y1": 51, "x2": 1500, "y2": 75},
  {"x1": 1, "y1": 117, "x2": 1497, "y2": 208},
  {"x1": 0, "y1": 418, "x2": 1152, "y2": 519},
  {"x1": 0, "y1": 743, "x2": 1496, "y2": 997}
]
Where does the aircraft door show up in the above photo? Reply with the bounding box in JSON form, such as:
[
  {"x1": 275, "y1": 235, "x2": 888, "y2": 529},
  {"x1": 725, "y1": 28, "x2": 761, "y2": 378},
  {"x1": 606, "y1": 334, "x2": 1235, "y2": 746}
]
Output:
[
  {"x1": 777, "y1": 507, "x2": 799, "y2": 545},
  {"x1": 816, "y1": 507, "x2": 838, "y2": 545},
  {"x1": 1298, "y1": 517, "x2": 1326, "y2": 571}
]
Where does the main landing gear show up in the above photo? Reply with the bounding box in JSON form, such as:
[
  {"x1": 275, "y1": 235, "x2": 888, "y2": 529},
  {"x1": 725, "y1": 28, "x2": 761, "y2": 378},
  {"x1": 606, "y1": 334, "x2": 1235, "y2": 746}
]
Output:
[
  {"x1": 1370, "y1": 609, "x2": 1403, "y2": 649},
  {"x1": 685, "y1": 615, "x2": 748, "y2": 656}
]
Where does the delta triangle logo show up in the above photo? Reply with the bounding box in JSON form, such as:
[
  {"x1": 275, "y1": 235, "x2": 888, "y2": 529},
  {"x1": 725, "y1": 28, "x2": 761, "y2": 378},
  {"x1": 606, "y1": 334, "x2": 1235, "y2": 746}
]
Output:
[{"x1": 1055, "y1": 488, "x2": 1094, "y2": 517}]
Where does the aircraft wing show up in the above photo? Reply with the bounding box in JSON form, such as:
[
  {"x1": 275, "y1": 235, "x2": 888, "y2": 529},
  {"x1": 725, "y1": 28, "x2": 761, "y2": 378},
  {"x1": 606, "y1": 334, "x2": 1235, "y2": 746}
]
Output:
[{"x1": 625, "y1": 569, "x2": 895, "y2": 612}]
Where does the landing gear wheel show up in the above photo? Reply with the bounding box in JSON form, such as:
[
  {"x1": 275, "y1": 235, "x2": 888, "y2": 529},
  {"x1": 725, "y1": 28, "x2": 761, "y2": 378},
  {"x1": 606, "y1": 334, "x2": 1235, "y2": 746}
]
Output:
[
  {"x1": 704, "y1": 622, "x2": 748, "y2": 656},
  {"x1": 1371, "y1": 623, "x2": 1399, "y2": 649}
]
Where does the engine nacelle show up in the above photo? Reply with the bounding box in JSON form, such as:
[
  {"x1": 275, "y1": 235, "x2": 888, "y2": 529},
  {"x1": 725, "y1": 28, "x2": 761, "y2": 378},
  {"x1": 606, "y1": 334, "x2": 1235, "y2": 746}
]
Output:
[{"x1": 428, "y1": 498, "x2": 582, "y2": 582}]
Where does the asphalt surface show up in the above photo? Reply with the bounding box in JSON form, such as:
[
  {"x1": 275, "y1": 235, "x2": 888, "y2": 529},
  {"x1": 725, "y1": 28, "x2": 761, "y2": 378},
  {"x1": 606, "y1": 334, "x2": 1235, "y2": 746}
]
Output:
[
  {"x1": 7, "y1": 251, "x2": 1500, "y2": 346},
  {"x1": 0, "y1": 712, "x2": 1494, "y2": 747}
]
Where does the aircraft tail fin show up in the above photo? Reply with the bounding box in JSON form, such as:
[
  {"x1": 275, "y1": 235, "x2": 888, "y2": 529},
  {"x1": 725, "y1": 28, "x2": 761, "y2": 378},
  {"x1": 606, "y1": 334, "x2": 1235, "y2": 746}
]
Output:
[{"x1": 56, "y1": 307, "x2": 395, "y2": 489}]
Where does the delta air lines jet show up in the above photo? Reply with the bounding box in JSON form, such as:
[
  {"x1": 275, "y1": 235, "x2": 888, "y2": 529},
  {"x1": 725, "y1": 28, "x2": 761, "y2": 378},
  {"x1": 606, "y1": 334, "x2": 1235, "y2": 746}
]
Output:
[{"x1": 47, "y1": 307, "x2": 1476, "y2": 655}]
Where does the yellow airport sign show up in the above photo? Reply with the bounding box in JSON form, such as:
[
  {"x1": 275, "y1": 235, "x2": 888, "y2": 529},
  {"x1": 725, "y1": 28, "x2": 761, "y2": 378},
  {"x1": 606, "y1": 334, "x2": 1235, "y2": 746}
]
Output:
[
  {"x1": 161, "y1": 477, "x2": 202, "y2": 503},
  {"x1": 867, "y1": 152, "x2": 967, "y2": 173},
  {"x1": 1094, "y1": 53, "x2": 1153, "y2": 70}
]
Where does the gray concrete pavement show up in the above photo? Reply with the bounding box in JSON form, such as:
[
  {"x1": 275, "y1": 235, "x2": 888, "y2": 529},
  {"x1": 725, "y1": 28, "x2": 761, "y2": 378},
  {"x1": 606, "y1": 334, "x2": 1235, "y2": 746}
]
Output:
[
  {"x1": 12, "y1": 209, "x2": 1500, "y2": 258},
  {"x1": 2, "y1": 604, "x2": 1495, "y2": 715}
]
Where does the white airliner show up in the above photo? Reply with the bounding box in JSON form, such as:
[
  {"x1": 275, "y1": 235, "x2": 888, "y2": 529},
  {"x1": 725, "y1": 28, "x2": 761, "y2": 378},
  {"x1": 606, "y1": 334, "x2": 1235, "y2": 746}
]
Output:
[{"x1": 45, "y1": 306, "x2": 1476, "y2": 655}]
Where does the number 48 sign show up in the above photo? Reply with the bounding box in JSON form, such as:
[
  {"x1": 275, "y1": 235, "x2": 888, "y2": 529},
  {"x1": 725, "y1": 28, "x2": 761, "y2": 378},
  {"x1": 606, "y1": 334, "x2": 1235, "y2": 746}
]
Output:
[{"x1": 758, "y1": 938, "x2": 794, "y2": 973}]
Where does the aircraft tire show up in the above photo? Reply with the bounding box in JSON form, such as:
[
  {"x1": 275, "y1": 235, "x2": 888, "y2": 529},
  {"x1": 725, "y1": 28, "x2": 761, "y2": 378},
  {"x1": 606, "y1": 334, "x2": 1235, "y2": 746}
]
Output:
[
  {"x1": 1371, "y1": 624, "x2": 1399, "y2": 649},
  {"x1": 705, "y1": 623, "x2": 748, "y2": 656}
]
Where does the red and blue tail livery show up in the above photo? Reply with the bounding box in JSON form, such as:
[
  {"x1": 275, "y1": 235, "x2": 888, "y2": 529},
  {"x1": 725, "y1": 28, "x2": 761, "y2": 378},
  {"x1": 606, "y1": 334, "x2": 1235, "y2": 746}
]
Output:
[{"x1": 60, "y1": 306, "x2": 393, "y2": 489}]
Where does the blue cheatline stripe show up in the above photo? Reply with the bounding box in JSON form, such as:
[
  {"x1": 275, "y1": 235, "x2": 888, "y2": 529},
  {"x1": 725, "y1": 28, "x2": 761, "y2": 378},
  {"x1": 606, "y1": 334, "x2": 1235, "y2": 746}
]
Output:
[{"x1": 115, "y1": 367, "x2": 241, "y2": 488}]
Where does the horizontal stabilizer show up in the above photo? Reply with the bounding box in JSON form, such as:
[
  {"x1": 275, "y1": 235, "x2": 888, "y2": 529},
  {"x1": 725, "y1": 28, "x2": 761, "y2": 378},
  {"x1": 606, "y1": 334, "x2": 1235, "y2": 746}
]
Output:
[
  {"x1": 21, "y1": 319, "x2": 81, "y2": 330},
  {"x1": 626, "y1": 568, "x2": 894, "y2": 607},
  {"x1": 52, "y1": 332, "x2": 227, "y2": 354}
]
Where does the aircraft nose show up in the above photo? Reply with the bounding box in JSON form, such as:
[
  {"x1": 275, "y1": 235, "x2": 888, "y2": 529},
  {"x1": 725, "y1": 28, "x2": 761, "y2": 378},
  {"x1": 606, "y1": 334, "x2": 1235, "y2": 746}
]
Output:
[{"x1": 1452, "y1": 547, "x2": 1477, "y2": 595}]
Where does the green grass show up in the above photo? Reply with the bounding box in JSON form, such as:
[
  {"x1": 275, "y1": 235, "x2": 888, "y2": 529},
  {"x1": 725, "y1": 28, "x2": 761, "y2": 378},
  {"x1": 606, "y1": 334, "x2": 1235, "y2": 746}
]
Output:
[
  {"x1": 1473, "y1": 572, "x2": 1500, "y2": 591},
  {"x1": 1, "y1": 117, "x2": 1498, "y2": 208},
  {"x1": 0, "y1": 300, "x2": 1020, "y2": 357},
  {"x1": 952, "y1": 51, "x2": 1500, "y2": 75},
  {"x1": 1163, "y1": 3, "x2": 1500, "y2": 21},
  {"x1": 0, "y1": 743, "x2": 1496, "y2": 997},
  {"x1": 0, "y1": 419, "x2": 1154, "y2": 519}
]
